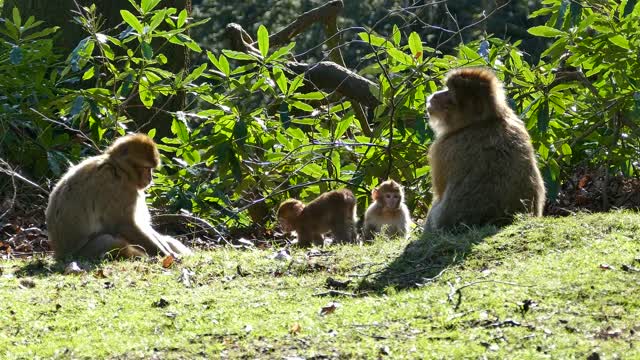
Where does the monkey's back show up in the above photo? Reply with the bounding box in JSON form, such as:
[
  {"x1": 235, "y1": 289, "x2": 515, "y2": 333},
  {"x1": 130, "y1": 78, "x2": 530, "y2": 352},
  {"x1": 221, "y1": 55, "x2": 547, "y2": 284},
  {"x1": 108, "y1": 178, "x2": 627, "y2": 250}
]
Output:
[
  {"x1": 429, "y1": 116, "x2": 545, "y2": 227},
  {"x1": 46, "y1": 156, "x2": 137, "y2": 258},
  {"x1": 301, "y1": 189, "x2": 356, "y2": 233}
]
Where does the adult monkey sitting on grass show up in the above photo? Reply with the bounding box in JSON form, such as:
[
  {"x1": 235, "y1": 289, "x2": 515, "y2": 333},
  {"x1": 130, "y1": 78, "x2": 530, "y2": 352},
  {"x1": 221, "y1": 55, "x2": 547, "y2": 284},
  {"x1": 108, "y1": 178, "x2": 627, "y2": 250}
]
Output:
[
  {"x1": 46, "y1": 133, "x2": 192, "y2": 260},
  {"x1": 424, "y1": 67, "x2": 546, "y2": 231}
]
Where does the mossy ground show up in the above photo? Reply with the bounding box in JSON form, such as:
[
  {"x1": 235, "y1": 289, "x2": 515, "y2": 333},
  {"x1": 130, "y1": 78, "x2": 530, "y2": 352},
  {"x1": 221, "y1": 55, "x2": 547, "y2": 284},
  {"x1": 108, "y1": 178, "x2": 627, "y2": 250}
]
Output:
[{"x1": 1, "y1": 211, "x2": 639, "y2": 359}]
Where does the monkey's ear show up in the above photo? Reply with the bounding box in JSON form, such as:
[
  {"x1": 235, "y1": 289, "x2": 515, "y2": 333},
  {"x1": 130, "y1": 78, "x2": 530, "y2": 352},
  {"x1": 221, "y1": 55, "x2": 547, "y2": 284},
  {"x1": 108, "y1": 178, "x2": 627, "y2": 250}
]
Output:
[{"x1": 371, "y1": 188, "x2": 379, "y2": 200}]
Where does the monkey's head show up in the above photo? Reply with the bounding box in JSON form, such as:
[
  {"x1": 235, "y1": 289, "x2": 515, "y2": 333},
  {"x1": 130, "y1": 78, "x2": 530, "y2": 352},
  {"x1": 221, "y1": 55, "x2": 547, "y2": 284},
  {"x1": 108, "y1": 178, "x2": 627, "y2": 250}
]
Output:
[
  {"x1": 106, "y1": 133, "x2": 161, "y2": 190},
  {"x1": 373, "y1": 180, "x2": 404, "y2": 210},
  {"x1": 427, "y1": 67, "x2": 507, "y2": 136},
  {"x1": 277, "y1": 199, "x2": 305, "y2": 232}
]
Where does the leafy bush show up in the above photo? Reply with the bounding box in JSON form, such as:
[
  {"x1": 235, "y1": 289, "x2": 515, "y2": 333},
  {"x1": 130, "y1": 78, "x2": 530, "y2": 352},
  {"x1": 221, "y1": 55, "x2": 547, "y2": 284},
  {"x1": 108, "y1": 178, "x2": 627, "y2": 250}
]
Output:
[{"x1": 1, "y1": 0, "x2": 638, "y2": 237}]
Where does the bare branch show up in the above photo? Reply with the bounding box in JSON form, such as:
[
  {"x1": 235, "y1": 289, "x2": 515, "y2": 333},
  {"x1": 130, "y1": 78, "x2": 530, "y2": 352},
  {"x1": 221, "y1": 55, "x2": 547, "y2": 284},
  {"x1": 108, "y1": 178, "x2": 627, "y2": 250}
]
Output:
[
  {"x1": 266, "y1": 0, "x2": 344, "y2": 48},
  {"x1": 288, "y1": 61, "x2": 380, "y2": 107}
]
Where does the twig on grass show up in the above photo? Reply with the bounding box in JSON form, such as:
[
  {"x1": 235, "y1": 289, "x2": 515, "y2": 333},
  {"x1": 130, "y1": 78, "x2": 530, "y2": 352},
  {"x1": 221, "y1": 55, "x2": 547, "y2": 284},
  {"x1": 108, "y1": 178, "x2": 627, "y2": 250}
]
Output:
[{"x1": 448, "y1": 279, "x2": 531, "y2": 311}]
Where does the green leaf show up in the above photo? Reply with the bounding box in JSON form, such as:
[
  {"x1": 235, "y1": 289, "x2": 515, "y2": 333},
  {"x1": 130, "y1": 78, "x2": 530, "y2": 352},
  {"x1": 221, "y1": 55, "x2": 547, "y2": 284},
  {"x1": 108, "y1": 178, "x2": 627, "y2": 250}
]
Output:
[
  {"x1": 358, "y1": 32, "x2": 390, "y2": 47},
  {"x1": 622, "y1": 0, "x2": 637, "y2": 16},
  {"x1": 70, "y1": 96, "x2": 85, "y2": 117},
  {"x1": 300, "y1": 163, "x2": 325, "y2": 177},
  {"x1": 331, "y1": 151, "x2": 341, "y2": 176},
  {"x1": 139, "y1": 76, "x2": 154, "y2": 108},
  {"x1": 149, "y1": 10, "x2": 166, "y2": 31},
  {"x1": 386, "y1": 47, "x2": 413, "y2": 65},
  {"x1": 82, "y1": 67, "x2": 95, "y2": 80},
  {"x1": 293, "y1": 92, "x2": 326, "y2": 100},
  {"x1": 22, "y1": 26, "x2": 59, "y2": 41},
  {"x1": 233, "y1": 119, "x2": 248, "y2": 146},
  {"x1": 561, "y1": 143, "x2": 572, "y2": 156},
  {"x1": 12, "y1": 7, "x2": 21, "y2": 28},
  {"x1": 183, "y1": 63, "x2": 208, "y2": 84},
  {"x1": 291, "y1": 101, "x2": 314, "y2": 112},
  {"x1": 121, "y1": 10, "x2": 143, "y2": 33},
  {"x1": 257, "y1": 25, "x2": 269, "y2": 58},
  {"x1": 222, "y1": 49, "x2": 258, "y2": 61},
  {"x1": 142, "y1": 41, "x2": 153, "y2": 59},
  {"x1": 141, "y1": 0, "x2": 161, "y2": 13},
  {"x1": 9, "y1": 45, "x2": 22, "y2": 65},
  {"x1": 273, "y1": 67, "x2": 287, "y2": 94},
  {"x1": 334, "y1": 114, "x2": 353, "y2": 138},
  {"x1": 569, "y1": 2, "x2": 582, "y2": 26},
  {"x1": 266, "y1": 42, "x2": 295, "y2": 62},
  {"x1": 279, "y1": 102, "x2": 290, "y2": 129},
  {"x1": 527, "y1": 26, "x2": 565, "y2": 38},
  {"x1": 392, "y1": 25, "x2": 401, "y2": 46},
  {"x1": 211, "y1": 53, "x2": 230, "y2": 76},
  {"x1": 408, "y1": 32, "x2": 422, "y2": 60},
  {"x1": 171, "y1": 118, "x2": 190, "y2": 142},
  {"x1": 554, "y1": 0, "x2": 568, "y2": 29},
  {"x1": 288, "y1": 74, "x2": 305, "y2": 95},
  {"x1": 177, "y1": 9, "x2": 188, "y2": 28},
  {"x1": 537, "y1": 99, "x2": 549, "y2": 133},
  {"x1": 608, "y1": 35, "x2": 630, "y2": 50}
]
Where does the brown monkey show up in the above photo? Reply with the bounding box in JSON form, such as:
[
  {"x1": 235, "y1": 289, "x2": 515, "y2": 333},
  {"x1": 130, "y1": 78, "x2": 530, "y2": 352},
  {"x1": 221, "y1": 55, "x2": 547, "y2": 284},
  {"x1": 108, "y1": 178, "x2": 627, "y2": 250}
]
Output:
[
  {"x1": 46, "y1": 133, "x2": 192, "y2": 260},
  {"x1": 363, "y1": 180, "x2": 412, "y2": 240},
  {"x1": 277, "y1": 189, "x2": 357, "y2": 247},
  {"x1": 424, "y1": 67, "x2": 546, "y2": 231}
]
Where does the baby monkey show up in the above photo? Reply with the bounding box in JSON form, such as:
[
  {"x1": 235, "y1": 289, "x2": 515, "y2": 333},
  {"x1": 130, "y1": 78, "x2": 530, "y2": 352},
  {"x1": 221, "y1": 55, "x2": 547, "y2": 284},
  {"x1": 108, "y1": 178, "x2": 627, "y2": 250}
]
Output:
[
  {"x1": 277, "y1": 189, "x2": 357, "y2": 247},
  {"x1": 363, "y1": 180, "x2": 412, "y2": 240}
]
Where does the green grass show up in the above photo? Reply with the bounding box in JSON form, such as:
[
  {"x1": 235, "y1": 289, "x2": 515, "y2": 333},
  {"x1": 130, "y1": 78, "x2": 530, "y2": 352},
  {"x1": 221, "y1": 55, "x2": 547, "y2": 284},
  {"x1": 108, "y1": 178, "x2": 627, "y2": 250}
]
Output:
[{"x1": 1, "y1": 211, "x2": 639, "y2": 359}]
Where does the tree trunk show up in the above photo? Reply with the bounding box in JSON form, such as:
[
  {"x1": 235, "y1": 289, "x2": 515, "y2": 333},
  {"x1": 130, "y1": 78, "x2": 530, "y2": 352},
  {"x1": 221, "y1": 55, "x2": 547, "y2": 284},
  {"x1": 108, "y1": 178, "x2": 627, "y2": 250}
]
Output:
[{"x1": 2, "y1": 0, "x2": 189, "y2": 137}]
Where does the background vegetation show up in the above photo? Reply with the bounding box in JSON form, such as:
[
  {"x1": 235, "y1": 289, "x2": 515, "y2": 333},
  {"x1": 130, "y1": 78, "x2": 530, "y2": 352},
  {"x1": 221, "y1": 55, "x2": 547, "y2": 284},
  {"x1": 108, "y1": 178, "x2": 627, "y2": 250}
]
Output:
[{"x1": 1, "y1": 0, "x2": 639, "y2": 241}]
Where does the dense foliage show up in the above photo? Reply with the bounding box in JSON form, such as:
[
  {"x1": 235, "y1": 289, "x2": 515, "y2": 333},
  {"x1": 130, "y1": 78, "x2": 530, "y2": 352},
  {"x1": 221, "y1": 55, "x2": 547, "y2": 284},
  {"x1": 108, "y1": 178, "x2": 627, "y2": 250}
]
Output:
[{"x1": 0, "y1": 0, "x2": 638, "y2": 236}]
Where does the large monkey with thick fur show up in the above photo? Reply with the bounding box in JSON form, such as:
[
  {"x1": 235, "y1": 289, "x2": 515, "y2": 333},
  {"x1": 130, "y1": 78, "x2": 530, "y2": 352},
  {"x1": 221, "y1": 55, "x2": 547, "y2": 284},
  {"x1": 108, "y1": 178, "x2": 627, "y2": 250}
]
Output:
[
  {"x1": 424, "y1": 67, "x2": 545, "y2": 231},
  {"x1": 46, "y1": 134, "x2": 192, "y2": 260}
]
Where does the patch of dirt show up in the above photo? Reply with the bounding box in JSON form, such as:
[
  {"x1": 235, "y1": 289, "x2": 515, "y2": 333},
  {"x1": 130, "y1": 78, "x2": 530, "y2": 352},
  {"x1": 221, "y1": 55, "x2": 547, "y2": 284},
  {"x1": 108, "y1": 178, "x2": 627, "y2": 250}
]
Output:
[{"x1": 546, "y1": 168, "x2": 640, "y2": 216}]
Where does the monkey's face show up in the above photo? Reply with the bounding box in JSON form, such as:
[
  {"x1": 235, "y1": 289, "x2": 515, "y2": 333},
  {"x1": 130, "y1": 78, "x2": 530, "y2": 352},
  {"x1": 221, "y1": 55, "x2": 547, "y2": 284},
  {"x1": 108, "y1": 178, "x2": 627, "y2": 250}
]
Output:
[
  {"x1": 137, "y1": 166, "x2": 155, "y2": 189},
  {"x1": 277, "y1": 200, "x2": 304, "y2": 232},
  {"x1": 426, "y1": 89, "x2": 455, "y2": 135},
  {"x1": 382, "y1": 191, "x2": 402, "y2": 209}
]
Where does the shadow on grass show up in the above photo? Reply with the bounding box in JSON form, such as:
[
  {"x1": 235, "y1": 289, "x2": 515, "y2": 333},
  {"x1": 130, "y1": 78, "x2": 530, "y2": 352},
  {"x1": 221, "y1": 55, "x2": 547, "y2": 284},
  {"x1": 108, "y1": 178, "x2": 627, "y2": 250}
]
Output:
[
  {"x1": 14, "y1": 256, "x2": 126, "y2": 278},
  {"x1": 358, "y1": 225, "x2": 500, "y2": 293}
]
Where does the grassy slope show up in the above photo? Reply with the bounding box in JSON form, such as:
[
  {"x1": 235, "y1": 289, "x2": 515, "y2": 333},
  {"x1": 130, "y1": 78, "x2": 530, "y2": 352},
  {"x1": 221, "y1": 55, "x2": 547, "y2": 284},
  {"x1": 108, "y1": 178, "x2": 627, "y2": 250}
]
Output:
[{"x1": 1, "y1": 211, "x2": 639, "y2": 359}]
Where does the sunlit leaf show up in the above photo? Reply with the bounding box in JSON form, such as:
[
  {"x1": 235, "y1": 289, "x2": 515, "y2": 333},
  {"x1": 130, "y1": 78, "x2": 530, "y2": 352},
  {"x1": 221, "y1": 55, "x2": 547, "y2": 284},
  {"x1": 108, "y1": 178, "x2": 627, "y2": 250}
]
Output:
[
  {"x1": 171, "y1": 118, "x2": 189, "y2": 142},
  {"x1": 527, "y1": 26, "x2": 565, "y2": 37},
  {"x1": 608, "y1": 34, "x2": 630, "y2": 50},
  {"x1": 257, "y1": 25, "x2": 269, "y2": 59},
  {"x1": 177, "y1": 9, "x2": 188, "y2": 28},
  {"x1": 120, "y1": 10, "x2": 143, "y2": 33},
  {"x1": 408, "y1": 32, "x2": 422, "y2": 61},
  {"x1": 391, "y1": 25, "x2": 401, "y2": 46}
]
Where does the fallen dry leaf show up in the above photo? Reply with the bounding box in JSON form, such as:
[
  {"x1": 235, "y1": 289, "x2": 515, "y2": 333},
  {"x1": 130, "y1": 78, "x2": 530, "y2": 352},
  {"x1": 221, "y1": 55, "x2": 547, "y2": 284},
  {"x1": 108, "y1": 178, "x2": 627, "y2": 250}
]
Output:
[
  {"x1": 94, "y1": 268, "x2": 109, "y2": 278},
  {"x1": 289, "y1": 322, "x2": 301, "y2": 335},
  {"x1": 320, "y1": 302, "x2": 340, "y2": 316},
  {"x1": 162, "y1": 255, "x2": 175, "y2": 268},
  {"x1": 599, "y1": 264, "x2": 614, "y2": 270}
]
